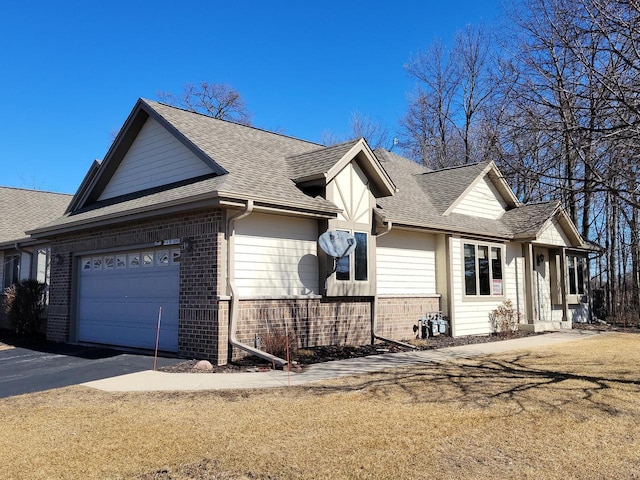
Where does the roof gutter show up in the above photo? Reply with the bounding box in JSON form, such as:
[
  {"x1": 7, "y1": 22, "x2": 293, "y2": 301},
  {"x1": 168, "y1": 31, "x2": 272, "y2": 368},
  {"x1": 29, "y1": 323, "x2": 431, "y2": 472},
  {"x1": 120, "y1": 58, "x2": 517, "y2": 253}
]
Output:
[
  {"x1": 371, "y1": 221, "x2": 416, "y2": 350},
  {"x1": 226, "y1": 199, "x2": 288, "y2": 367}
]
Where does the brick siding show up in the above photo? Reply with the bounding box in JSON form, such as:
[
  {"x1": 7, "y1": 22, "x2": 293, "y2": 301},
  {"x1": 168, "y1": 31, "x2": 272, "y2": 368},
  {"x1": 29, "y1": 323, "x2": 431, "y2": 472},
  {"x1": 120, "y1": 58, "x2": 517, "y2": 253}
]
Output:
[
  {"x1": 46, "y1": 208, "x2": 444, "y2": 366},
  {"x1": 47, "y1": 210, "x2": 224, "y2": 359},
  {"x1": 228, "y1": 295, "x2": 441, "y2": 363},
  {"x1": 376, "y1": 296, "x2": 441, "y2": 341}
]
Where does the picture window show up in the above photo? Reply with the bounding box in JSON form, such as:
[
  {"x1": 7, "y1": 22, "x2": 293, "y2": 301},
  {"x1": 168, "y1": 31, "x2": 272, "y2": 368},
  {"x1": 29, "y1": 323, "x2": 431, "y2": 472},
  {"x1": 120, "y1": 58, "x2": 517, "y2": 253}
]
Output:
[{"x1": 463, "y1": 242, "x2": 504, "y2": 297}]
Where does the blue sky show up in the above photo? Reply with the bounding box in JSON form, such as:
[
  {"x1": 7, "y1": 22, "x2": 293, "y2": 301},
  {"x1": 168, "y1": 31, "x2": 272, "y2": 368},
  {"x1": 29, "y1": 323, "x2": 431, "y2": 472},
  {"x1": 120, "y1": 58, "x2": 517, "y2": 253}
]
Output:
[{"x1": 0, "y1": 1, "x2": 500, "y2": 194}]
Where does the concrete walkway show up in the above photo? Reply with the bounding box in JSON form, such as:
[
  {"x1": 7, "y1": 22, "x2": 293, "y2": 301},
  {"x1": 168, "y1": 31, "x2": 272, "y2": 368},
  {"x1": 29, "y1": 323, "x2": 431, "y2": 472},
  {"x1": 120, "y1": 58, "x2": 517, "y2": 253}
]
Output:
[{"x1": 83, "y1": 329, "x2": 602, "y2": 393}]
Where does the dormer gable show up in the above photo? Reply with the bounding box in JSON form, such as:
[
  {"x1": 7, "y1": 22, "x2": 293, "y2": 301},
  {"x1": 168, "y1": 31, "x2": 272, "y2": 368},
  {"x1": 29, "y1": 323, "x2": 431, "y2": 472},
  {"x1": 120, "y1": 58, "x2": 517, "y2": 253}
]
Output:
[
  {"x1": 287, "y1": 138, "x2": 396, "y2": 198},
  {"x1": 445, "y1": 161, "x2": 521, "y2": 219},
  {"x1": 415, "y1": 161, "x2": 521, "y2": 219}
]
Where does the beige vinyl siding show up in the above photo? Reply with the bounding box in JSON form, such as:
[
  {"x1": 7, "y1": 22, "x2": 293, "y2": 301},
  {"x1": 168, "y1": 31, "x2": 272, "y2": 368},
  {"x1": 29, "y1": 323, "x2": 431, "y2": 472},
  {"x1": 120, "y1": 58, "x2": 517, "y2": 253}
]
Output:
[
  {"x1": 534, "y1": 218, "x2": 571, "y2": 247},
  {"x1": 504, "y1": 243, "x2": 527, "y2": 322},
  {"x1": 435, "y1": 235, "x2": 450, "y2": 317},
  {"x1": 98, "y1": 118, "x2": 213, "y2": 201},
  {"x1": 451, "y1": 176, "x2": 507, "y2": 219},
  {"x1": 451, "y1": 237, "x2": 519, "y2": 336},
  {"x1": 533, "y1": 247, "x2": 554, "y2": 322},
  {"x1": 235, "y1": 213, "x2": 319, "y2": 297},
  {"x1": 377, "y1": 230, "x2": 436, "y2": 296}
]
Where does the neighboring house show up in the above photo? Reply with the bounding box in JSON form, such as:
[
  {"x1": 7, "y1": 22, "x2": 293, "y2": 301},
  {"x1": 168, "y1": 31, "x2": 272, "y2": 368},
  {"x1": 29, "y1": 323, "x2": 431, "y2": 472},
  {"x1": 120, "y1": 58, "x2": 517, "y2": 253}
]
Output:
[
  {"x1": 0, "y1": 187, "x2": 73, "y2": 330},
  {"x1": 28, "y1": 99, "x2": 597, "y2": 365}
]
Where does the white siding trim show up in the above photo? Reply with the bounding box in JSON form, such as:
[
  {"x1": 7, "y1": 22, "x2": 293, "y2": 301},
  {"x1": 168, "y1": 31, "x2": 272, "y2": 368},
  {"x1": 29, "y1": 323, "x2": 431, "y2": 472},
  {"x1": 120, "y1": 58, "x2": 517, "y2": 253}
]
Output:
[
  {"x1": 235, "y1": 213, "x2": 319, "y2": 297},
  {"x1": 98, "y1": 118, "x2": 214, "y2": 201}
]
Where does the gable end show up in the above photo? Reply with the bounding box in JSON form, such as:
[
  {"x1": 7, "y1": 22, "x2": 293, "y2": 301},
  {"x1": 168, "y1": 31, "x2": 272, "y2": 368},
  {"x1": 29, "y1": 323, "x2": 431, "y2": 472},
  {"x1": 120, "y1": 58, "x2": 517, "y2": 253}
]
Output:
[{"x1": 73, "y1": 99, "x2": 227, "y2": 211}]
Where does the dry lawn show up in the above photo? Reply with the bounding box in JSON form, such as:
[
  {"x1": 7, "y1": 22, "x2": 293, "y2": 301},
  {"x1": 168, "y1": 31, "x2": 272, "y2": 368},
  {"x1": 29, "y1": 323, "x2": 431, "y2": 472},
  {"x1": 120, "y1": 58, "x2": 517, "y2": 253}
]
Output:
[
  {"x1": 2, "y1": 333, "x2": 640, "y2": 479},
  {"x1": 0, "y1": 342, "x2": 12, "y2": 351}
]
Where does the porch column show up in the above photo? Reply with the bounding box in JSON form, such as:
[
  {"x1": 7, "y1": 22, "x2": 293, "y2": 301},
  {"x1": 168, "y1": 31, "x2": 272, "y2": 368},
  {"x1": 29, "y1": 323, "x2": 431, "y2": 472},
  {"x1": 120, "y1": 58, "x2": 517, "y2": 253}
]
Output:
[
  {"x1": 523, "y1": 242, "x2": 536, "y2": 324},
  {"x1": 560, "y1": 247, "x2": 569, "y2": 324}
]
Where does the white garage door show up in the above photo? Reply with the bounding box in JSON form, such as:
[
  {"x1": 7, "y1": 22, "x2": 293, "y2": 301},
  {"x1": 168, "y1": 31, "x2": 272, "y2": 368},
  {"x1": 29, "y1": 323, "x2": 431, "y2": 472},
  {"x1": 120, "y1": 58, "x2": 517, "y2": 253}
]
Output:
[{"x1": 77, "y1": 248, "x2": 180, "y2": 352}]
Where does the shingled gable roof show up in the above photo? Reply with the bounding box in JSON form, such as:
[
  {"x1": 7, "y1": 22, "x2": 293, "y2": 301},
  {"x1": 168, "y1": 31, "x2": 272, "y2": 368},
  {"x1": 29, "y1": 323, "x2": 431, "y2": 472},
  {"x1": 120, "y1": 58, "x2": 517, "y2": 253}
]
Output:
[
  {"x1": 414, "y1": 160, "x2": 521, "y2": 215},
  {"x1": 287, "y1": 138, "x2": 396, "y2": 197},
  {"x1": 501, "y1": 200, "x2": 584, "y2": 247},
  {"x1": 28, "y1": 98, "x2": 583, "y2": 245},
  {"x1": 31, "y1": 100, "x2": 343, "y2": 236},
  {"x1": 0, "y1": 187, "x2": 72, "y2": 247},
  {"x1": 373, "y1": 151, "x2": 514, "y2": 238}
]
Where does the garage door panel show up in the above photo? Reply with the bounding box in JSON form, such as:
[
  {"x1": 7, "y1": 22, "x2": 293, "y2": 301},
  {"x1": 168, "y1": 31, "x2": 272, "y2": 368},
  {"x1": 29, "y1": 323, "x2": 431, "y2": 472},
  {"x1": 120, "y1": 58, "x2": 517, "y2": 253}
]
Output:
[{"x1": 77, "y1": 250, "x2": 180, "y2": 352}]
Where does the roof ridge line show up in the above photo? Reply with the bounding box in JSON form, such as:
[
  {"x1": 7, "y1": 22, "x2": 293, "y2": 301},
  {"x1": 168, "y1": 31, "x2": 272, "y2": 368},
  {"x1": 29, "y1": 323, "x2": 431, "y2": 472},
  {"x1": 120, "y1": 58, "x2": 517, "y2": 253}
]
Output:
[
  {"x1": 0, "y1": 185, "x2": 73, "y2": 196},
  {"x1": 142, "y1": 98, "x2": 323, "y2": 148},
  {"x1": 418, "y1": 160, "x2": 491, "y2": 175}
]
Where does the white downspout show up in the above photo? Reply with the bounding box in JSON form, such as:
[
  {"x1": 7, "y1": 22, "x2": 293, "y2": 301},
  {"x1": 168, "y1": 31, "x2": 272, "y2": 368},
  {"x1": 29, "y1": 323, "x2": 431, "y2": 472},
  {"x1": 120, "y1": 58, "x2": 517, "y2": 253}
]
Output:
[
  {"x1": 371, "y1": 221, "x2": 416, "y2": 350},
  {"x1": 227, "y1": 200, "x2": 288, "y2": 367}
]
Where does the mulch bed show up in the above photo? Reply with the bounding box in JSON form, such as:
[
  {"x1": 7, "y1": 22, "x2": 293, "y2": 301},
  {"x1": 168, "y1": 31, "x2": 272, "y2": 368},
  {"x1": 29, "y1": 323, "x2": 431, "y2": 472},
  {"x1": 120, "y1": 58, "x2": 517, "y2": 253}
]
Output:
[
  {"x1": 160, "y1": 322, "x2": 640, "y2": 374},
  {"x1": 160, "y1": 329, "x2": 547, "y2": 374}
]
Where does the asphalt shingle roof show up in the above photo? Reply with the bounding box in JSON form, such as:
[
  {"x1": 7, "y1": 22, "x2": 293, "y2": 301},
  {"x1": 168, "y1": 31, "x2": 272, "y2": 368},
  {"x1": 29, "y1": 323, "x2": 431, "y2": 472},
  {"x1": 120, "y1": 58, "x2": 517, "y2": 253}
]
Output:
[
  {"x1": 145, "y1": 100, "x2": 335, "y2": 210},
  {"x1": 414, "y1": 161, "x2": 492, "y2": 214},
  {"x1": 373, "y1": 152, "x2": 513, "y2": 238},
  {"x1": 29, "y1": 100, "x2": 571, "y2": 243},
  {"x1": 501, "y1": 201, "x2": 560, "y2": 238},
  {"x1": 0, "y1": 187, "x2": 72, "y2": 245},
  {"x1": 287, "y1": 140, "x2": 360, "y2": 181}
]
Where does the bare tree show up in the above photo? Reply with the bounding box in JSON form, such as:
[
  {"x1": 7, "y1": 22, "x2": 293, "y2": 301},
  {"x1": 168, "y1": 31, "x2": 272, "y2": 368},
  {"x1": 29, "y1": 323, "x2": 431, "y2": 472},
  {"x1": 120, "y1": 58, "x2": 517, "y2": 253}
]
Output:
[
  {"x1": 497, "y1": 0, "x2": 640, "y2": 320},
  {"x1": 400, "y1": 27, "x2": 500, "y2": 169},
  {"x1": 348, "y1": 111, "x2": 391, "y2": 149},
  {"x1": 157, "y1": 81, "x2": 252, "y2": 125},
  {"x1": 401, "y1": 39, "x2": 461, "y2": 169},
  {"x1": 322, "y1": 111, "x2": 393, "y2": 150}
]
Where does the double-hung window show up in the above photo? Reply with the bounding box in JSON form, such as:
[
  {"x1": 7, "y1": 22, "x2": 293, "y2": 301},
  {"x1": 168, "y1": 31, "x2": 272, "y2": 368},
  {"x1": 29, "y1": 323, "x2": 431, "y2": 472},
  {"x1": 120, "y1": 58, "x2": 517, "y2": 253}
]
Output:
[{"x1": 464, "y1": 242, "x2": 504, "y2": 297}]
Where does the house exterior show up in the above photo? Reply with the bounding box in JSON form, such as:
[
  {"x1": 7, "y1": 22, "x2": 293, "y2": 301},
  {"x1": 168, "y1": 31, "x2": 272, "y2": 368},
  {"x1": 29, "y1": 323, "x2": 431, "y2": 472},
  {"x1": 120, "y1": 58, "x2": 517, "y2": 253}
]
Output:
[
  {"x1": 0, "y1": 187, "x2": 72, "y2": 330},
  {"x1": 28, "y1": 99, "x2": 595, "y2": 365}
]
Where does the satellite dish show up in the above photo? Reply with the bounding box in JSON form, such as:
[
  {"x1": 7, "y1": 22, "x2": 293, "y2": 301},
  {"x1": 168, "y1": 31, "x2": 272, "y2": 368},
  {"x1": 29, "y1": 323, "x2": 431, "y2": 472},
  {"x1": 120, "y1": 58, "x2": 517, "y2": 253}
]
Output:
[{"x1": 318, "y1": 230, "x2": 356, "y2": 258}]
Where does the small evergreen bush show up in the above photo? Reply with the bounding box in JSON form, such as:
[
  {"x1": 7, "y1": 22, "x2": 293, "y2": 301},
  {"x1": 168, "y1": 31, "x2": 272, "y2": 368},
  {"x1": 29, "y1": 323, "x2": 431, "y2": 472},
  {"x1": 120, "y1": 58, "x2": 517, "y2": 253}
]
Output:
[{"x1": 3, "y1": 280, "x2": 46, "y2": 336}]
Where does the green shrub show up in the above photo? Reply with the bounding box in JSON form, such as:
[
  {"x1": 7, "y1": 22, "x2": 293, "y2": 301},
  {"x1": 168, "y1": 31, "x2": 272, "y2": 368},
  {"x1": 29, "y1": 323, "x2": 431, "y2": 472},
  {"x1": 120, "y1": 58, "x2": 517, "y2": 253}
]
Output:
[
  {"x1": 3, "y1": 280, "x2": 46, "y2": 336},
  {"x1": 489, "y1": 299, "x2": 521, "y2": 335}
]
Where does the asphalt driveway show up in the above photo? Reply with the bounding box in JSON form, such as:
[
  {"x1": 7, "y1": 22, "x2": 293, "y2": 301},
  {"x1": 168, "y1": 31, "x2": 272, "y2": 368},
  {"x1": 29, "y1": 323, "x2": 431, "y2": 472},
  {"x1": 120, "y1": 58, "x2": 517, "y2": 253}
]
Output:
[{"x1": 0, "y1": 342, "x2": 181, "y2": 398}]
